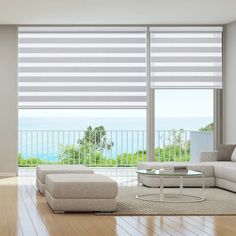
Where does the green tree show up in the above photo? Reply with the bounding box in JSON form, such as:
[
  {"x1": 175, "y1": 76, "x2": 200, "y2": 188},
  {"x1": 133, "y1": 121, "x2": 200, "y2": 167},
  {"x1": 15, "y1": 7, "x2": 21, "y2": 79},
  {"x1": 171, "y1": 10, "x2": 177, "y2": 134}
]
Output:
[
  {"x1": 199, "y1": 123, "x2": 214, "y2": 132},
  {"x1": 171, "y1": 129, "x2": 185, "y2": 145},
  {"x1": 18, "y1": 153, "x2": 48, "y2": 167},
  {"x1": 19, "y1": 126, "x2": 191, "y2": 167},
  {"x1": 78, "y1": 126, "x2": 113, "y2": 152},
  {"x1": 59, "y1": 126, "x2": 114, "y2": 166}
]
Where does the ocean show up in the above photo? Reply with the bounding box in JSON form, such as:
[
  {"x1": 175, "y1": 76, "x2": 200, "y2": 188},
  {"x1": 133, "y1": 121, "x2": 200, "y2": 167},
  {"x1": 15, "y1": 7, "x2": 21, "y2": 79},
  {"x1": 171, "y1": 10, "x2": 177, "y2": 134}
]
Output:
[
  {"x1": 18, "y1": 117, "x2": 212, "y2": 161},
  {"x1": 19, "y1": 117, "x2": 212, "y2": 131}
]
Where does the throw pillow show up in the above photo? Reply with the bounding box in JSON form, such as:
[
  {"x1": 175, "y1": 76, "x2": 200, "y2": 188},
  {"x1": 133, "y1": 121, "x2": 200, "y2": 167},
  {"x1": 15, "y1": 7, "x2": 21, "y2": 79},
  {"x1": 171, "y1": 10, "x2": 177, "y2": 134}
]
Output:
[
  {"x1": 231, "y1": 148, "x2": 236, "y2": 162},
  {"x1": 218, "y1": 144, "x2": 236, "y2": 161}
]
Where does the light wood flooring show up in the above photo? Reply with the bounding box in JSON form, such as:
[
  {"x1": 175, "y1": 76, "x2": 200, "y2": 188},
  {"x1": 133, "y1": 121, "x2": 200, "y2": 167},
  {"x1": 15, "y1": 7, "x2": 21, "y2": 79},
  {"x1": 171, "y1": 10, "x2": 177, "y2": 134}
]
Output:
[{"x1": 1, "y1": 169, "x2": 236, "y2": 236}]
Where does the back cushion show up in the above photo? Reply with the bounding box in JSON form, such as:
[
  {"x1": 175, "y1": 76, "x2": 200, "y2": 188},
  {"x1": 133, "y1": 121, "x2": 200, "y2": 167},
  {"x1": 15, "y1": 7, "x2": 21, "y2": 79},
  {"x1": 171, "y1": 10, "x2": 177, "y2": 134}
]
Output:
[
  {"x1": 231, "y1": 148, "x2": 236, "y2": 162},
  {"x1": 218, "y1": 144, "x2": 236, "y2": 161}
]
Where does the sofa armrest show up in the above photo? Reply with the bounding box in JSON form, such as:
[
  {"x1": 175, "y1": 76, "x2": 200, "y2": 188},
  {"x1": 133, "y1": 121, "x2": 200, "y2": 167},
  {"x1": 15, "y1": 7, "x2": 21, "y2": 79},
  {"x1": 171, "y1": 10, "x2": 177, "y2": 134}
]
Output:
[{"x1": 200, "y1": 151, "x2": 218, "y2": 162}]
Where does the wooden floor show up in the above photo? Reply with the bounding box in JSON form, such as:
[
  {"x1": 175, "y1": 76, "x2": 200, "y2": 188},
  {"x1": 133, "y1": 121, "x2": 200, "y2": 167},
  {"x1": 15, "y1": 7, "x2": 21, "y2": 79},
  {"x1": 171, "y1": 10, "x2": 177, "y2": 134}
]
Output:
[{"x1": 1, "y1": 173, "x2": 236, "y2": 236}]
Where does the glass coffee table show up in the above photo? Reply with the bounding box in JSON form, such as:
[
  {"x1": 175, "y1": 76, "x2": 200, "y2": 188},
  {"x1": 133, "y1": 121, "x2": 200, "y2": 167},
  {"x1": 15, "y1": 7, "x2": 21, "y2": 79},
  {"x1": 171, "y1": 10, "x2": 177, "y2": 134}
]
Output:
[{"x1": 136, "y1": 169, "x2": 205, "y2": 203}]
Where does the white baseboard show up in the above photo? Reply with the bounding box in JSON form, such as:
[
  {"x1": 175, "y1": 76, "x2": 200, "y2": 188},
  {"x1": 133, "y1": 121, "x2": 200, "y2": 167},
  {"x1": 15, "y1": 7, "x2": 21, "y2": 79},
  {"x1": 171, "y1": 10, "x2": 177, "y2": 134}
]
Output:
[{"x1": 0, "y1": 172, "x2": 17, "y2": 177}]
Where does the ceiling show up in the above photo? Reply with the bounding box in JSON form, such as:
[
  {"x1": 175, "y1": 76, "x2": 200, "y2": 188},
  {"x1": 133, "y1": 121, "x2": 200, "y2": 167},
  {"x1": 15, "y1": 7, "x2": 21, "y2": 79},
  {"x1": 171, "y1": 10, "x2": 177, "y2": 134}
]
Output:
[{"x1": 1, "y1": 0, "x2": 236, "y2": 25}]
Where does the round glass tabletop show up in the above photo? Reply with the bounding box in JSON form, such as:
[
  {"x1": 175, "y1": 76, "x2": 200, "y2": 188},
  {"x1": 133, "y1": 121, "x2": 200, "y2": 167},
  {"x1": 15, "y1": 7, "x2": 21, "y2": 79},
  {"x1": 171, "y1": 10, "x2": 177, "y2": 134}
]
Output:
[{"x1": 136, "y1": 169, "x2": 203, "y2": 176}]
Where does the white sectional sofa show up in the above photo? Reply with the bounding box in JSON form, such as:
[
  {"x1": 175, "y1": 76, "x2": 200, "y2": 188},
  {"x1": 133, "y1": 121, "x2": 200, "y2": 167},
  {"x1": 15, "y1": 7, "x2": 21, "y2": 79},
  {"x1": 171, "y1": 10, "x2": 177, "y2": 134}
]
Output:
[
  {"x1": 199, "y1": 150, "x2": 236, "y2": 192},
  {"x1": 137, "y1": 150, "x2": 236, "y2": 192}
]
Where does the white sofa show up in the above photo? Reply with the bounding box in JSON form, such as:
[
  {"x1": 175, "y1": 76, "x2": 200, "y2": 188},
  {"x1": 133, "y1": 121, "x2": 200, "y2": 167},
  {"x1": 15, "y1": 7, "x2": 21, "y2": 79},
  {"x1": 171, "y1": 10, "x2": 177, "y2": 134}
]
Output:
[{"x1": 137, "y1": 151, "x2": 236, "y2": 192}]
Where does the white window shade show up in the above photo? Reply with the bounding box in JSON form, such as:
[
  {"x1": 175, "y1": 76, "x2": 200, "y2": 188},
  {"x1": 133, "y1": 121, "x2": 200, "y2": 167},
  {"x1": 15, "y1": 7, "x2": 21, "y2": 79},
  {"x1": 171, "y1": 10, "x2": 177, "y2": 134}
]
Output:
[
  {"x1": 150, "y1": 27, "x2": 223, "y2": 89},
  {"x1": 18, "y1": 27, "x2": 147, "y2": 109}
]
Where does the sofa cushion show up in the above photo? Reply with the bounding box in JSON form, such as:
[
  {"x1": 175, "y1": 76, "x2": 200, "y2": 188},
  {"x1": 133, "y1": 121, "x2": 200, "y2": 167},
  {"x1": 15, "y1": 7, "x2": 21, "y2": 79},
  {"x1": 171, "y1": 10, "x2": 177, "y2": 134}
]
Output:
[
  {"x1": 218, "y1": 144, "x2": 236, "y2": 161},
  {"x1": 231, "y1": 148, "x2": 236, "y2": 162},
  {"x1": 46, "y1": 174, "x2": 118, "y2": 199},
  {"x1": 36, "y1": 165, "x2": 94, "y2": 184},
  {"x1": 137, "y1": 162, "x2": 214, "y2": 177},
  {"x1": 220, "y1": 167, "x2": 236, "y2": 182},
  {"x1": 211, "y1": 162, "x2": 236, "y2": 182}
]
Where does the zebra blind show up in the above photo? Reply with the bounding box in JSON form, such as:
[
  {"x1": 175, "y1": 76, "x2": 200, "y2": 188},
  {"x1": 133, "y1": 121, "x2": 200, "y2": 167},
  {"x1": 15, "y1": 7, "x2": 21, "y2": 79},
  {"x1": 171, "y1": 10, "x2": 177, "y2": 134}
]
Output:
[
  {"x1": 18, "y1": 27, "x2": 147, "y2": 109},
  {"x1": 150, "y1": 27, "x2": 223, "y2": 88}
]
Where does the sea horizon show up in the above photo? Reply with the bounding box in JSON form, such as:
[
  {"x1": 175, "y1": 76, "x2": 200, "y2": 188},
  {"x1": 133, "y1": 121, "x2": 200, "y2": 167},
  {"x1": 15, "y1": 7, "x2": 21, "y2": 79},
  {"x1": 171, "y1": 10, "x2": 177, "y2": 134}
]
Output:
[{"x1": 19, "y1": 116, "x2": 212, "y2": 131}]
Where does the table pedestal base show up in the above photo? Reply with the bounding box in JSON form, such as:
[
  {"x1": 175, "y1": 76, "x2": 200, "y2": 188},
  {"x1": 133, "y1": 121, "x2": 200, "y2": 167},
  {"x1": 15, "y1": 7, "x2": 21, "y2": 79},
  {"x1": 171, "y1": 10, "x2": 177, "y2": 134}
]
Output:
[{"x1": 136, "y1": 193, "x2": 205, "y2": 203}]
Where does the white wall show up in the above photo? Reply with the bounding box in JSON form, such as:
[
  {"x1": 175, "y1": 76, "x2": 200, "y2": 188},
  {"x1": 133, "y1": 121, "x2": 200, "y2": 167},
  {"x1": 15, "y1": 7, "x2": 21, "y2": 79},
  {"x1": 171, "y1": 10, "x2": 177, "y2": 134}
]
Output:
[
  {"x1": 0, "y1": 23, "x2": 235, "y2": 175},
  {"x1": 0, "y1": 0, "x2": 236, "y2": 25},
  {"x1": 0, "y1": 26, "x2": 18, "y2": 176},
  {"x1": 224, "y1": 21, "x2": 236, "y2": 144}
]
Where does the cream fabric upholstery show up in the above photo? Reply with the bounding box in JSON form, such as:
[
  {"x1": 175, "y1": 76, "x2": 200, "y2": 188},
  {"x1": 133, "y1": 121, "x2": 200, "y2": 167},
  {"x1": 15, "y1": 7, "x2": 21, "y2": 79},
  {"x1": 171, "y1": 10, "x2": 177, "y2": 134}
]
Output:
[
  {"x1": 211, "y1": 162, "x2": 236, "y2": 182},
  {"x1": 46, "y1": 190, "x2": 116, "y2": 213},
  {"x1": 36, "y1": 178, "x2": 45, "y2": 194},
  {"x1": 200, "y1": 151, "x2": 218, "y2": 162},
  {"x1": 45, "y1": 174, "x2": 118, "y2": 213},
  {"x1": 138, "y1": 153, "x2": 236, "y2": 192},
  {"x1": 231, "y1": 148, "x2": 236, "y2": 162},
  {"x1": 216, "y1": 178, "x2": 236, "y2": 192},
  {"x1": 46, "y1": 174, "x2": 118, "y2": 199},
  {"x1": 37, "y1": 165, "x2": 94, "y2": 183},
  {"x1": 36, "y1": 165, "x2": 94, "y2": 194}
]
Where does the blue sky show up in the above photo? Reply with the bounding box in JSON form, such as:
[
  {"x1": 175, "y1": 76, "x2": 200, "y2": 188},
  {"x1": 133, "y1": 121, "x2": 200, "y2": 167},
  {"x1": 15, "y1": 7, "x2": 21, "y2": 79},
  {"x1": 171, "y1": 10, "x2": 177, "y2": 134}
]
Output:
[{"x1": 19, "y1": 89, "x2": 213, "y2": 118}]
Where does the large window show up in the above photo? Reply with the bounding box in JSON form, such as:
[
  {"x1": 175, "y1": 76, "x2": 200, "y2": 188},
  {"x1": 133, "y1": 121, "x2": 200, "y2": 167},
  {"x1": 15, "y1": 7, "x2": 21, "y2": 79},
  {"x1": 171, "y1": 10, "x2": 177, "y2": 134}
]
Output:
[
  {"x1": 18, "y1": 26, "x2": 223, "y2": 166},
  {"x1": 18, "y1": 26, "x2": 223, "y2": 109}
]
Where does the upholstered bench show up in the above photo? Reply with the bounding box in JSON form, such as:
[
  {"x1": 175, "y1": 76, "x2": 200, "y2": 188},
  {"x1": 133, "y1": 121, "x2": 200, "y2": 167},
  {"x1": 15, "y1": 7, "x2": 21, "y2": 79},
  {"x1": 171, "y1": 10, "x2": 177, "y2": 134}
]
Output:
[
  {"x1": 45, "y1": 174, "x2": 118, "y2": 213},
  {"x1": 36, "y1": 165, "x2": 94, "y2": 194}
]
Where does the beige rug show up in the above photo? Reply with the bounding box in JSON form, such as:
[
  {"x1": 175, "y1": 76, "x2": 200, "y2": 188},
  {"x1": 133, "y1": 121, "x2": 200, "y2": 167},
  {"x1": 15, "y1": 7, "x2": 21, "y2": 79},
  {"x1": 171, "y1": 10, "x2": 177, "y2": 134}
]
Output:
[{"x1": 96, "y1": 186, "x2": 236, "y2": 215}]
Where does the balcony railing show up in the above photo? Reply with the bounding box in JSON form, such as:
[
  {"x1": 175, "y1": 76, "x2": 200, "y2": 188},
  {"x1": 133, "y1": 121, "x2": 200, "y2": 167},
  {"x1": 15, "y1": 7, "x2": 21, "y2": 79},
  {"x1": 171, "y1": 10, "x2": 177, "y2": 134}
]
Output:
[{"x1": 18, "y1": 130, "x2": 213, "y2": 167}]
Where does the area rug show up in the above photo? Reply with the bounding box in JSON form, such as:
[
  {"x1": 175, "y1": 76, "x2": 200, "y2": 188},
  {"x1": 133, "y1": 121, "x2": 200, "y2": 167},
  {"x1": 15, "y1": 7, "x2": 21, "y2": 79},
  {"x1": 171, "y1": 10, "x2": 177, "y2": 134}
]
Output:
[{"x1": 96, "y1": 186, "x2": 236, "y2": 215}]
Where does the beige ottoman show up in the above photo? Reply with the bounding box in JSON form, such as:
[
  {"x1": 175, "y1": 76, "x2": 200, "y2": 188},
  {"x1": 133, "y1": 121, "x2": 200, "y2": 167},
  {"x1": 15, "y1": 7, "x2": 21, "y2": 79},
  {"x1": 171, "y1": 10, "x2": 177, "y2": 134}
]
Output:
[
  {"x1": 36, "y1": 165, "x2": 94, "y2": 195},
  {"x1": 45, "y1": 174, "x2": 118, "y2": 213}
]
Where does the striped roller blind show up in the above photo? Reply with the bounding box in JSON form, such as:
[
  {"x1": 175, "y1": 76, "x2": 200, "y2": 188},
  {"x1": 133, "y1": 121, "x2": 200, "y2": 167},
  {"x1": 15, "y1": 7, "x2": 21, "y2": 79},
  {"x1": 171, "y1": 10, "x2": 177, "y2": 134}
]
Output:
[
  {"x1": 150, "y1": 27, "x2": 223, "y2": 88},
  {"x1": 18, "y1": 27, "x2": 147, "y2": 109}
]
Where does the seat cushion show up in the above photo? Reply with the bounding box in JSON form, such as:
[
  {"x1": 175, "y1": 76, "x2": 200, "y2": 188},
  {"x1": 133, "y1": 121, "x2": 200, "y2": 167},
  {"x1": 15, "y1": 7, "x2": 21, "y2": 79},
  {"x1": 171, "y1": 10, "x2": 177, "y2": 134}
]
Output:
[
  {"x1": 36, "y1": 165, "x2": 94, "y2": 183},
  {"x1": 46, "y1": 174, "x2": 118, "y2": 199},
  {"x1": 211, "y1": 162, "x2": 236, "y2": 182},
  {"x1": 220, "y1": 167, "x2": 236, "y2": 182},
  {"x1": 231, "y1": 148, "x2": 236, "y2": 162},
  {"x1": 216, "y1": 178, "x2": 236, "y2": 193},
  {"x1": 138, "y1": 162, "x2": 214, "y2": 177},
  {"x1": 218, "y1": 144, "x2": 236, "y2": 161}
]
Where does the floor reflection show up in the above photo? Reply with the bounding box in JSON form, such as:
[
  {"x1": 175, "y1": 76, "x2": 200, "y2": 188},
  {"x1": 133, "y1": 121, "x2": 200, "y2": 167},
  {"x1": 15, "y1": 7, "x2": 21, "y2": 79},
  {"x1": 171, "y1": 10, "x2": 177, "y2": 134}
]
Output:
[{"x1": 0, "y1": 177, "x2": 19, "y2": 236}]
